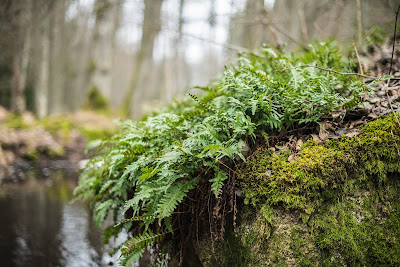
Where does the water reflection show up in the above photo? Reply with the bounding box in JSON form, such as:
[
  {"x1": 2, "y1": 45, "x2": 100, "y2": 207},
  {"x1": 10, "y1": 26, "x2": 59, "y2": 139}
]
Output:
[{"x1": 0, "y1": 170, "x2": 118, "y2": 267}]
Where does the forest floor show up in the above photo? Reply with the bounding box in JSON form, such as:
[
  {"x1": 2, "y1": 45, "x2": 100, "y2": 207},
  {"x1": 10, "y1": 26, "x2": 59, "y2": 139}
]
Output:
[{"x1": 0, "y1": 109, "x2": 117, "y2": 182}]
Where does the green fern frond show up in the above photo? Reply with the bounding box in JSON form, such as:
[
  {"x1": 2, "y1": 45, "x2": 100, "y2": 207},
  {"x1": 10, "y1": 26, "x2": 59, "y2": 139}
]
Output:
[
  {"x1": 121, "y1": 229, "x2": 165, "y2": 256},
  {"x1": 157, "y1": 178, "x2": 198, "y2": 219},
  {"x1": 115, "y1": 215, "x2": 156, "y2": 227},
  {"x1": 74, "y1": 41, "x2": 371, "y2": 265},
  {"x1": 94, "y1": 199, "x2": 114, "y2": 226}
]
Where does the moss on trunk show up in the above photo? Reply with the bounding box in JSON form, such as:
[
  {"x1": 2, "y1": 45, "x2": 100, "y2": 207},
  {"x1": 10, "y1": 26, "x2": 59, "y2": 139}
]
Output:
[{"x1": 196, "y1": 113, "x2": 400, "y2": 266}]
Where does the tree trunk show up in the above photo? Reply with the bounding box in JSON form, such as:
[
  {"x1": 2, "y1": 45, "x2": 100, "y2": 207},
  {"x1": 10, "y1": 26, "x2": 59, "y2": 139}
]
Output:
[
  {"x1": 123, "y1": 0, "x2": 163, "y2": 117},
  {"x1": 36, "y1": 8, "x2": 51, "y2": 118},
  {"x1": 48, "y1": 0, "x2": 66, "y2": 114},
  {"x1": 88, "y1": 0, "x2": 122, "y2": 103},
  {"x1": 10, "y1": 0, "x2": 30, "y2": 114}
]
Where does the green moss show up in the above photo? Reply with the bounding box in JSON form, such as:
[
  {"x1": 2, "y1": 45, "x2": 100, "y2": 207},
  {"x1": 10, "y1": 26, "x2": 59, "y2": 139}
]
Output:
[
  {"x1": 4, "y1": 114, "x2": 29, "y2": 129},
  {"x1": 85, "y1": 85, "x2": 109, "y2": 111},
  {"x1": 217, "y1": 207, "x2": 273, "y2": 267},
  {"x1": 38, "y1": 116, "x2": 72, "y2": 141},
  {"x1": 47, "y1": 146, "x2": 65, "y2": 157},
  {"x1": 222, "y1": 113, "x2": 400, "y2": 266},
  {"x1": 25, "y1": 149, "x2": 39, "y2": 160},
  {"x1": 78, "y1": 126, "x2": 114, "y2": 141}
]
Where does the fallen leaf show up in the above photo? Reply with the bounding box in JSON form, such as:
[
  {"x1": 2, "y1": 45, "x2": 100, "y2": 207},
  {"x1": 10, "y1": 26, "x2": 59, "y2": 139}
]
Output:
[
  {"x1": 311, "y1": 134, "x2": 322, "y2": 143},
  {"x1": 319, "y1": 124, "x2": 329, "y2": 141},
  {"x1": 362, "y1": 102, "x2": 373, "y2": 110},
  {"x1": 368, "y1": 113, "x2": 378, "y2": 119},
  {"x1": 320, "y1": 121, "x2": 333, "y2": 130},
  {"x1": 344, "y1": 129, "x2": 360, "y2": 138},
  {"x1": 296, "y1": 139, "x2": 304, "y2": 151},
  {"x1": 335, "y1": 128, "x2": 349, "y2": 136},
  {"x1": 288, "y1": 154, "x2": 296, "y2": 163}
]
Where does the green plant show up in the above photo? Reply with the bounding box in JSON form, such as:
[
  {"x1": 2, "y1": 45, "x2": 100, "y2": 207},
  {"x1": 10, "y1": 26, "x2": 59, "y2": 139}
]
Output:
[
  {"x1": 86, "y1": 85, "x2": 109, "y2": 111},
  {"x1": 74, "y1": 42, "x2": 372, "y2": 265}
]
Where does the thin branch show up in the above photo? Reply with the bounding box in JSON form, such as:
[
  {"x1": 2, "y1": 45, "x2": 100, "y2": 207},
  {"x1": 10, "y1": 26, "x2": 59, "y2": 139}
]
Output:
[
  {"x1": 277, "y1": 64, "x2": 400, "y2": 80},
  {"x1": 389, "y1": 3, "x2": 400, "y2": 76},
  {"x1": 237, "y1": 17, "x2": 309, "y2": 51},
  {"x1": 353, "y1": 40, "x2": 364, "y2": 75},
  {"x1": 260, "y1": 8, "x2": 278, "y2": 46},
  {"x1": 172, "y1": 29, "x2": 267, "y2": 59}
]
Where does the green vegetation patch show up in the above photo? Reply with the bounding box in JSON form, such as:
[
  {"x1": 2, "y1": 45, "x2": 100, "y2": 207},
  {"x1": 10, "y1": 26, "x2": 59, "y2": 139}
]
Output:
[
  {"x1": 229, "y1": 113, "x2": 400, "y2": 266},
  {"x1": 73, "y1": 42, "x2": 377, "y2": 265}
]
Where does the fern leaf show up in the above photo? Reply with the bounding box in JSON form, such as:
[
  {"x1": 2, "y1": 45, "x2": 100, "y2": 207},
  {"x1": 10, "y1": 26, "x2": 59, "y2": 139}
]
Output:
[
  {"x1": 94, "y1": 199, "x2": 114, "y2": 226},
  {"x1": 121, "y1": 229, "x2": 165, "y2": 256},
  {"x1": 157, "y1": 178, "x2": 198, "y2": 219},
  {"x1": 115, "y1": 214, "x2": 156, "y2": 227},
  {"x1": 209, "y1": 167, "x2": 228, "y2": 197}
]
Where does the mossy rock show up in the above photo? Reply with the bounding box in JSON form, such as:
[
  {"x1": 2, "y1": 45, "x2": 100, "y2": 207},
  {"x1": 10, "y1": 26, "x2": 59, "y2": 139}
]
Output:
[{"x1": 197, "y1": 113, "x2": 400, "y2": 266}]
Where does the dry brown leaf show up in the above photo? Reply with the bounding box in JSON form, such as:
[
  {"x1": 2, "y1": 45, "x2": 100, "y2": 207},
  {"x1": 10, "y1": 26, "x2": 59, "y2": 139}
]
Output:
[
  {"x1": 344, "y1": 129, "x2": 360, "y2": 138},
  {"x1": 311, "y1": 134, "x2": 322, "y2": 143},
  {"x1": 288, "y1": 154, "x2": 296, "y2": 163},
  {"x1": 368, "y1": 113, "x2": 378, "y2": 119},
  {"x1": 319, "y1": 124, "x2": 329, "y2": 141},
  {"x1": 296, "y1": 139, "x2": 304, "y2": 151},
  {"x1": 320, "y1": 121, "x2": 333, "y2": 130}
]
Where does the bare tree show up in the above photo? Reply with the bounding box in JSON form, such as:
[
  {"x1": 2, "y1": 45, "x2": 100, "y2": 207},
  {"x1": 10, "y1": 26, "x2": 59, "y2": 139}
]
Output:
[
  {"x1": 123, "y1": 0, "x2": 163, "y2": 116},
  {"x1": 8, "y1": 0, "x2": 31, "y2": 114},
  {"x1": 87, "y1": 0, "x2": 123, "y2": 102}
]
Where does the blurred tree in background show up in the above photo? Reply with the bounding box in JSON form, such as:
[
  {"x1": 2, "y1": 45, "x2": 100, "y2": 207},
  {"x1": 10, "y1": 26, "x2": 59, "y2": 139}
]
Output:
[{"x1": 0, "y1": 0, "x2": 398, "y2": 118}]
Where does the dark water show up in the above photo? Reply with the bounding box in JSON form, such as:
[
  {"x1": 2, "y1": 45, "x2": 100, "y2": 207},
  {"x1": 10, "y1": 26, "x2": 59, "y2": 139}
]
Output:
[{"x1": 0, "y1": 170, "x2": 121, "y2": 267}]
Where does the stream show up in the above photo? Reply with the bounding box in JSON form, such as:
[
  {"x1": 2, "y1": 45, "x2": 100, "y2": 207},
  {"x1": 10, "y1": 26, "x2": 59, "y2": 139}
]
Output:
[{"x1": 0, "y1": 166, "x2": 122, "y2": 267}]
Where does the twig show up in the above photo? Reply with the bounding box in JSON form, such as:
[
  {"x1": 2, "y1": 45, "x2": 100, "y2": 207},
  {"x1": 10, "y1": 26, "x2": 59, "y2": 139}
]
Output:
[
  {"x1": 241, "y1": 17, "x2": 310, "y2": 51},
  {"x1": 260, "y1": 8, "x2": 278, "y2": 46},
  {"x1": 174, "y1": 30, "x2": 267, "y2": 58},
  {"x1": 353, "y1": 40, "x2": 364, "y2": 75},
  {"x1": 277, "y1": 64, "x2": 377, "y2": 79},
  {"x1": 389, "y1": 4, "x2": 400, "y2": 76},
  {"x1": 387, "y1": 4, "x2": 400, "y2": 129}
]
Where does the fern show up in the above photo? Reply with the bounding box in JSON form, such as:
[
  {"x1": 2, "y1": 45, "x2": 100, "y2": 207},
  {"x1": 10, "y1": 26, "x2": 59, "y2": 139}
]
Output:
[
  {"x1": 74, "y1": 41, "x2": 373, "y2": 265},
  {"x1": 115, "y1": 215, "x2": 157, "y2": 227},
  {"x1": 157, "y1": 178, "x2": 198, "y2": 219},
  {"x1": 121, "y1": 229, "x2": 165, "y2": 257}
]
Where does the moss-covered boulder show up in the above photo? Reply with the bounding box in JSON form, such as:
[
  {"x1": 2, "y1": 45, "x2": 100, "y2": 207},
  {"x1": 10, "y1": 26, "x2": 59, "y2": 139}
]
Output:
[{"x1": 197, "y1": 113, "x2": 400, "y2": 266}]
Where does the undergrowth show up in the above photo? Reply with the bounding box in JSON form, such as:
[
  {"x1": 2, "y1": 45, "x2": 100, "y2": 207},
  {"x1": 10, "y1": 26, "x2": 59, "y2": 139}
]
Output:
[{"x1": 73, "y1": 42, "x2": 373, "y2": 265}]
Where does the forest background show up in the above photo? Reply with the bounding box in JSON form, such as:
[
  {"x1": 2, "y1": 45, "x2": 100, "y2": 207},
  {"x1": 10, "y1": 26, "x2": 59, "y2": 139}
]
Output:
[{"x1": 1, "y1": 0, "x2": 399, "y2": 118}]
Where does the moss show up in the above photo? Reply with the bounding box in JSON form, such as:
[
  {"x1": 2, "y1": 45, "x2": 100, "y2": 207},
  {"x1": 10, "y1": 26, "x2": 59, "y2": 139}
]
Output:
[
  {"x1": 38, "y1": 116, "x2": 72, "y2": 141},
  {"x1": 210, "y1": 113, "x2": 400, "y2": 266},
  {"x1": 85, "y1": 85, "x2": 109, "y2": 111},
  {"x1": 25, "y1": 149, "x2": 39, "y2": 160},
  {"x1": 217, "y1": 207, "x2": 272, "y2": 267},
  {"x1": 47, "y1": 146, "x2": 65, "y2": 157},
  {"x1": 78, "y1": 126, "x2": 114, "y2": 141},
  {"x1": 4, "y1": 114, "x2": 29, "y2": 129}
]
